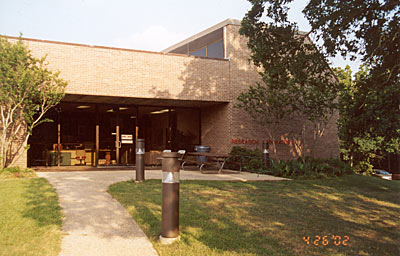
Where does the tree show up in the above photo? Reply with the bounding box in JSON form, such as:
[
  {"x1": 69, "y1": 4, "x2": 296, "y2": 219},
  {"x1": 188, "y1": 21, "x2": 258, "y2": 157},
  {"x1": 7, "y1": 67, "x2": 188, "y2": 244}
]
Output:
[
  {"x1": 303, "y1": 0, "x2": 399, "y2": 81},
  {"x1": 303, "y1": 0, "x2": 400, "y2": 172},
  {"x1": 238, "y1": 0, "x2": 340, "y2": 157},
  {"x1": 238, "y1": 0, "x2": 399, "y2": 166},
  {"x1": 334, "y1": 65, "x2": 400, "y2": 173},
  {"x1": 0, "y1": 37, "x2": 67, "y2": 169}
]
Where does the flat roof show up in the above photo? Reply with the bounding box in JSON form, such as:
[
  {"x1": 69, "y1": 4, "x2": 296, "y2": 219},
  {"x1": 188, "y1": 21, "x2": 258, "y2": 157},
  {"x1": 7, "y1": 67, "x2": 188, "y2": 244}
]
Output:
[
  {"x1": 162, "y1": 18, "x2": 241, "y2": 53},
  {"x1": 2, "y1": 35, "x2": 228, "y2": 62}
]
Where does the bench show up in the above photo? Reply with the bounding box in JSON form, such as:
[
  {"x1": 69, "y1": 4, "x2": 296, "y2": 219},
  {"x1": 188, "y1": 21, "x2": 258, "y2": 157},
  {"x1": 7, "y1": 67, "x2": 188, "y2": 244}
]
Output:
[{"x1": 181, "y1": 152, "x2": 241, "y2": 174}]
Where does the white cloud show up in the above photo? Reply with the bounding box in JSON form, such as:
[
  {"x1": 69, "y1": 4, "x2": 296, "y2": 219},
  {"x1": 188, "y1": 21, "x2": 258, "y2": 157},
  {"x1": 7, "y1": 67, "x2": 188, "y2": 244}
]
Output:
[{"x1": 112, "y1": 25, "x2": 188, "y2": 52}]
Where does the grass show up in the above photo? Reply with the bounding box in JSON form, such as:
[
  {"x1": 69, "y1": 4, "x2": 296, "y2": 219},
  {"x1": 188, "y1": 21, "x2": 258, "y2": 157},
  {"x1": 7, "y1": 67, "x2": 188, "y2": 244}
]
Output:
[
  {"x1": 0, "y1": 178, "x2": 63, "y2": 256},
  {"x1": 0, "y1": 167, "x2": 37, "y2": 179},
  {"x1": 108, "y1": 175, "x2": 399, "y2": 256}
]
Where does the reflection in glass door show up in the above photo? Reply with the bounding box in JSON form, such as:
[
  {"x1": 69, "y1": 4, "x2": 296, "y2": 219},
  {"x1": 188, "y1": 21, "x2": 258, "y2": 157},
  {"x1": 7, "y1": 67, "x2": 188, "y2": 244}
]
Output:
[{"x1": 119, "y1": 107, "x2": 136, "y2": 165}]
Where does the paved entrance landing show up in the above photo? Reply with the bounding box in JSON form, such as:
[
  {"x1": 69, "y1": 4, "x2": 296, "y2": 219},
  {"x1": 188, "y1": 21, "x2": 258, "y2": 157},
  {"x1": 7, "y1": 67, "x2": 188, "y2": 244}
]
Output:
[{"x1": 38, "y1": 170, "x2": 288, "y2": 256}]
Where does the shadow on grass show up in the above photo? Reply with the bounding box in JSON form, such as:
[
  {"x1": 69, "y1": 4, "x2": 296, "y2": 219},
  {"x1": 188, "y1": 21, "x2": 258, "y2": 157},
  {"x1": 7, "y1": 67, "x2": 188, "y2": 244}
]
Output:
[
  {"x1": 22, "y1": 178, "x2": 62, "y2": 227},
  {"x1": 109, "y1": 175, "x2": 400, "y2": 256},
  {"x1": 110, "y1": 180, "x2": 293, "y2": 255},
  {"x1": 181, "y1": 198, "x2": 291, "y2": 255},
  {"x1": 244, "y1": 176, "x2": 400, "y2": 256}
]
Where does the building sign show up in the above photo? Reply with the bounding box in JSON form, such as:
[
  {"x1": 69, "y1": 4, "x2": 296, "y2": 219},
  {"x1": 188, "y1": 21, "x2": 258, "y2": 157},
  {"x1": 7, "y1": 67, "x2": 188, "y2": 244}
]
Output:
[
  {"x1": 231, "y1": 139, "x2": 258, "y2": 144},
  {"x1": 231, "y1": 138, "x2": 293, "y2": 145},
  {"x1": 121, "y1": 134, "x2": 133, "y2": 144}
]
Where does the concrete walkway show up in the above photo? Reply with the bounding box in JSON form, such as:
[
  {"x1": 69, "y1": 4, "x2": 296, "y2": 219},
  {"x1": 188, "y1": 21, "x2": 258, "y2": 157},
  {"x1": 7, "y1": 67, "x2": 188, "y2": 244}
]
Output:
[{"x1": 38, "y1": 170, "x2": 288, "y2": 256}]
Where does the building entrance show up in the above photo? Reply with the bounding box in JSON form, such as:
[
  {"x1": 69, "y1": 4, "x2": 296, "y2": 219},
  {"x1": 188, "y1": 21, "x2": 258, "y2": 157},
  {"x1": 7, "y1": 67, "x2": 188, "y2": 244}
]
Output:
[{"x1": 28, "y1": 102, "x2": 200, "y2": 167}]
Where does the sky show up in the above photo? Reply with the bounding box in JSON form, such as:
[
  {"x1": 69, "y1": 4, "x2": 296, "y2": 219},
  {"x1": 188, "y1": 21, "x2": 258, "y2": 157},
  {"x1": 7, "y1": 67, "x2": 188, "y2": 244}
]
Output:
[{"x1": 0, "y1": 0, "x2": 360, "y2": 71}]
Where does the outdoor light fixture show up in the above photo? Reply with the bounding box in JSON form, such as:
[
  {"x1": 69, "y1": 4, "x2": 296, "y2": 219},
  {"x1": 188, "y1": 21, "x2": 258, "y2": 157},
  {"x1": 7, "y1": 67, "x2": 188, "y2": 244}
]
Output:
[
  {"x1": 263, "y1": 142, "x2": 270, "y2": 168},
  {"x1": 119, "y1": 107, "x2": 128, "y2": 110},
  {"x1": 130, "y1": 116, "x2": 136, "y2": 119},
  {"x1": 160, "y1": 152, "x2": 181, "y2": 244},
  {"x1": 136, "y1": 139, "x2": 145, "y2": 182},
  {"x1": 76, "y1": 105, "x2": 91, "y2": 109},
  {"x1": 150, "y1": 109, "x2": 169, "y2": 115},
  {"x1": 106, "y1": 109, "x2": 114, "y2": 112}
]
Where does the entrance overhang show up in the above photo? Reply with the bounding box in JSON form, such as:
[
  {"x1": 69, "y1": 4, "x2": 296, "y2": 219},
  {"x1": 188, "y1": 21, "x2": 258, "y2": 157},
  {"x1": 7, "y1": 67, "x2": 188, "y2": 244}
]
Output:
[{"x1": 63, "y1": 94, "x2": 229, "y2": 108}]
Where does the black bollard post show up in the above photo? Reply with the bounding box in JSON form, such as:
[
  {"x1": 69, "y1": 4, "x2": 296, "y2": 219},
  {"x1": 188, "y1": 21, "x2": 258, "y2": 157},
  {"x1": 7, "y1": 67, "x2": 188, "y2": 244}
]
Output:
[
  {"x1": 136, "y1": 139, "x2": 145, "y2": 182},
  {"x1": 263, "y1": 142, "x2": 270, "y2": 169},
  {"x1": 160, "y1": 152, "x2": 181, "y2": 244}
]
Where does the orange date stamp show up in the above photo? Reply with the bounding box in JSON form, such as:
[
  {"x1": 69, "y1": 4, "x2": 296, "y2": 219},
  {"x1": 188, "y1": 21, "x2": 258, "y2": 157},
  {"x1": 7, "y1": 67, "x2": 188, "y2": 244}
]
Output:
[{"x1": 302, "y1": 235, "x2": 350, "y2": 246}]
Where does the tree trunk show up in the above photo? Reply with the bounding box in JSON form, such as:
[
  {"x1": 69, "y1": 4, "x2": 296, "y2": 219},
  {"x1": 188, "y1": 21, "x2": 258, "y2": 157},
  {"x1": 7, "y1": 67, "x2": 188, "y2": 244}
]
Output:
[{"x1": 0, "y1": 131, "x2": 7, "y2": 169}]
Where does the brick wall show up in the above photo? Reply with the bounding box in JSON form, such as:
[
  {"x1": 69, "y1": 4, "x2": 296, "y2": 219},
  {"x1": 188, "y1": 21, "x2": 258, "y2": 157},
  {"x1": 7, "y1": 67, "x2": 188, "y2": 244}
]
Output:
[
  {"x1": 11, "y1": 37, "x2": 230, "y2": 103},
  {"x1": 9, "y1": 143, "x2": 27, "y2": 168},
  {"x1": 201, "y1": 103, "x2": 232, "y2": 153},
  {"x1": 223, "y1": 24, "x2": 340, "y2": 159}
]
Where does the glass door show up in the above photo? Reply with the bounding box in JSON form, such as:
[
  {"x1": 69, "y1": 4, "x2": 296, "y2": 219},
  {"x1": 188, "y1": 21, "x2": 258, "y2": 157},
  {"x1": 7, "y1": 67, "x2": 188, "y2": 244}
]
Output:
[
  {"x1": 98, "y1": 106, "x2": 137, "y2": 165},
  {"x1": 119, "y1": 107, "x2": 137, "y2": 165}
]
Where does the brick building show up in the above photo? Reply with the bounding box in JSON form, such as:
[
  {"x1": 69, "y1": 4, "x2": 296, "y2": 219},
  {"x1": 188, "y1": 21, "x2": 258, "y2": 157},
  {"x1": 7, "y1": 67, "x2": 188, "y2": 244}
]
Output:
[{"x1": 6, "y1": 19, "x2": 339, "y2": 168}]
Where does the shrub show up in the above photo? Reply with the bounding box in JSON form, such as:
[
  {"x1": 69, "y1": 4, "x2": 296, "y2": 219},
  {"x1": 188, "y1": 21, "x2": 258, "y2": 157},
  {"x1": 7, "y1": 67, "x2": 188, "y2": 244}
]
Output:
[
  {"x1": 228, "y1": 146, "x2": 264, "y2": 172},
  {"x1": 270, "y1": 157, "x2": 353, "y2": 179},
  {"x1": 228, "y1": 146, "x2": 353, "y2": 178}
]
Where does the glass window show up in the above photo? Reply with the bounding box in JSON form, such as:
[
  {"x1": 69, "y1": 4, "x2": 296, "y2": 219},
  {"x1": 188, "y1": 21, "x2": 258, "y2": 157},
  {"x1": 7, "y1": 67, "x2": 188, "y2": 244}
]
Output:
[
  {"x1": 138, "y1": 107, "x2": 170, "y2": 151},
  {"x1": 173, "y1": 108, "x2": 200, "y2": 151},
  {"x1": 207, "y1": 40, "x2": 224, "y2": 59},
  {"x1": 190, "y1": 47, "x2": 206, "y2": 57}
]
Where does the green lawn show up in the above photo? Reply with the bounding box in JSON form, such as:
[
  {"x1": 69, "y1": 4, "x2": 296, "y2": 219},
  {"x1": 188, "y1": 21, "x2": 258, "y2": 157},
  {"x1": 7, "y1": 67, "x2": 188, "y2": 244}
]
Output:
[
  {"x1": 0, "y1": 167, "x2": 37, "y2": 179},
  {"x1": 108, "y1": 175, "x2": 399, "y2": 256},
  {"x1": 0, "y1": 178, "x2": 63, "y2": 256}
]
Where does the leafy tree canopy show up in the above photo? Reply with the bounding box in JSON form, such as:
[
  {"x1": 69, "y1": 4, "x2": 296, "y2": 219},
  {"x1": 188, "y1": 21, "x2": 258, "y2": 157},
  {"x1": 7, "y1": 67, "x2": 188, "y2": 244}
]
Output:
[
  {"x1": 0, "y1": 37, "x2": 67, "y2": 168},
  {"x1": 303, "y1": 0, "x2": 400, "y2": 172},
  {"x1": 238, "y1": 0, "x2": 399, "y2": 163},
  {"x1": 334, "y1": 65, "x2": 399, "y2": 173},
  {"x1": 238, "y1": 0, "x2": 340, "y2": 126},
  {"x1": 304, "y1": 0, "x2": 399, "y2": 80}
]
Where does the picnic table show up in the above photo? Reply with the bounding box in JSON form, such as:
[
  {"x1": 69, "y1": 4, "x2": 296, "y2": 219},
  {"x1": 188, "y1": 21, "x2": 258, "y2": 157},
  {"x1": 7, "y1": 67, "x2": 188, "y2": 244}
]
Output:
[{"x1": 181, "y1": 152, "x2": 238, "y2": 174}]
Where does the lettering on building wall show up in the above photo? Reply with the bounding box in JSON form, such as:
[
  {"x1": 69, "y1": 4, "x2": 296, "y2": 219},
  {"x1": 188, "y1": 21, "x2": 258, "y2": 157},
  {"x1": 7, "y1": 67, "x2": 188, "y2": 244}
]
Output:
[{"x1": 231, "y1": 139, "x2": 293, "y2": 145}]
